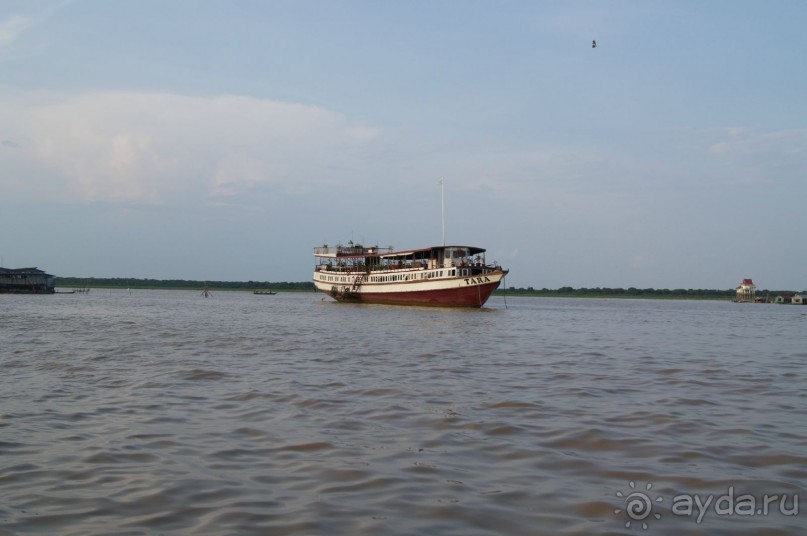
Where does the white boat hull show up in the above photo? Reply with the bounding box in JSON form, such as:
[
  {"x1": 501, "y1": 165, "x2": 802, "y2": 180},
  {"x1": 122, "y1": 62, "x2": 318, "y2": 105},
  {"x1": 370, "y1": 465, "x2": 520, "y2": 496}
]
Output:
[{"x1": 314, "y1": 270, "x2": 506, "y2": 307}]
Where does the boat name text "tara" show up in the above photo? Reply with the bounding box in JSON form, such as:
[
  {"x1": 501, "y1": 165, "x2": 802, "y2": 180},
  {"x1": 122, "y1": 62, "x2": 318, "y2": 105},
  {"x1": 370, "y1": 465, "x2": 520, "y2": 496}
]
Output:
[{"x1": 464, "y1": 276, "x2": 492, "y2": 285}]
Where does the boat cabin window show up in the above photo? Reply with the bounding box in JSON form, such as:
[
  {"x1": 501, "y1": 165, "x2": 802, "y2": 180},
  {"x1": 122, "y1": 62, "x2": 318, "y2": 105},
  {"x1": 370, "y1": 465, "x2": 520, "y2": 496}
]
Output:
[{"x1": 443, "y1": 247, "x2": 471, "y2": 267}]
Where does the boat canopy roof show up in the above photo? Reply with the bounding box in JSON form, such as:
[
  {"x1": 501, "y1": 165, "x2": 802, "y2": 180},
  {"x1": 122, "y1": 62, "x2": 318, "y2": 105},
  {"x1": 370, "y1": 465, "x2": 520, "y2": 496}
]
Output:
[{"x1": 314, "y1": 245, "x2": 487, "y2": 259}]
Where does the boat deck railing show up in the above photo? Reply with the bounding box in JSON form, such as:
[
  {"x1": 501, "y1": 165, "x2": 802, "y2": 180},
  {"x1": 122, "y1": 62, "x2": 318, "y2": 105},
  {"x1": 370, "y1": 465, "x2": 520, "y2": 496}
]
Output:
[
  {"x1": 314, "y1": 245, "x2": 394, "y2": 257},
  {"x1": 315, "y1": 262, "x2": 503, "y2": 274}
]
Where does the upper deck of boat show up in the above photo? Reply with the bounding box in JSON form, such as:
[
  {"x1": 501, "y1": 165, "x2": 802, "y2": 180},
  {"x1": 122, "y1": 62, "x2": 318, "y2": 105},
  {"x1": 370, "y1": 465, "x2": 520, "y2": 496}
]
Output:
[{"x1": 314, "y1": 244, "x2": 487, "y2": 259}]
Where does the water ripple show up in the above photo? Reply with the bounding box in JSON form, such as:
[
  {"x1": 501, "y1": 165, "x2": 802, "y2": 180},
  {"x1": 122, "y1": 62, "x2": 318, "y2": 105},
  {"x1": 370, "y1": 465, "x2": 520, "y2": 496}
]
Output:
[{"x1": 0, "y1": 292, "x2": 804, "y2": 535}]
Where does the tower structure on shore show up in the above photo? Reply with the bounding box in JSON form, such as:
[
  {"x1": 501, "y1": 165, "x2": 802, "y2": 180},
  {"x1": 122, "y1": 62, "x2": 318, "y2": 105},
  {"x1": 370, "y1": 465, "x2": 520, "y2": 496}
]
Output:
[{"x1": 735, "y1": 278, "x2": 756, "y2": 302}]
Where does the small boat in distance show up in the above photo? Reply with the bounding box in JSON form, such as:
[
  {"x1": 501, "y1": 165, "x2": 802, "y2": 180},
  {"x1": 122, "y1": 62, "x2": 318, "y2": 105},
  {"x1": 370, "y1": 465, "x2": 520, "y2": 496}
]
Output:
[
  {"x1": 313, "y1": 242, "x2": 508, "y2": 307},
  {"x1": 253, "y1": 289, "x2": 277, "y2": 295}
]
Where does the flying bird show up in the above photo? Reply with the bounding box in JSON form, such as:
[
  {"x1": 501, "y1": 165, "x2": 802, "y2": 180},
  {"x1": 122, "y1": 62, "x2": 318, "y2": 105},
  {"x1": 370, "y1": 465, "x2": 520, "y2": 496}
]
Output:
[{"x1": 592, "y1": 40, "x2": 597, "y2": 48}]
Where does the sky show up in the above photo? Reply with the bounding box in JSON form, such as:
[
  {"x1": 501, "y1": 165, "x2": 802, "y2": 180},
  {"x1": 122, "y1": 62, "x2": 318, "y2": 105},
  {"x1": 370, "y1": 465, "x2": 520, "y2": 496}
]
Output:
[{"x1": 1, "y1": 1, "x2": 806, "y2": 290}]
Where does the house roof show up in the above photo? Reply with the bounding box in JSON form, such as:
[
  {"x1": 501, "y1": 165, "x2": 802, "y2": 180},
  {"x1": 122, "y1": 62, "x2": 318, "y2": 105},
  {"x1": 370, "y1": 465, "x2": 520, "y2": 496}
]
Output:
[{"x1": 0, "y1": 267, "x2": 52, "y2": 276}]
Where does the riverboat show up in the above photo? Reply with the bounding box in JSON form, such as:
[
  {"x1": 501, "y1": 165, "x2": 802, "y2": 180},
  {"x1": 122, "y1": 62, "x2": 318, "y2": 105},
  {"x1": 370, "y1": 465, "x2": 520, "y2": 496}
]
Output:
[{"x1": 313, "y1": 242, "x2": 508, "y2": 307}]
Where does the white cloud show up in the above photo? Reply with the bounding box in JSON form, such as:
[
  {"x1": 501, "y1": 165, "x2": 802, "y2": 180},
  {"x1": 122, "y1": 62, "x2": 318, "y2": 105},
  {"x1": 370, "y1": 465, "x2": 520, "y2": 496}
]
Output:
[
  {"x1": 0, "y1": 91, "x2": 381, "y2": 203},
  {"x1": 708, "y1": 127, "x2": 807, "y2": 160},
  {"x1": 0, "y1": 15, "x2": 31, "y2": 47},
  {"x1": 705, "y1": 127, "x2": 807, "y2": 185},
  {"x1": 437, "y1": 145, "x2": 644, "y2": 203}
]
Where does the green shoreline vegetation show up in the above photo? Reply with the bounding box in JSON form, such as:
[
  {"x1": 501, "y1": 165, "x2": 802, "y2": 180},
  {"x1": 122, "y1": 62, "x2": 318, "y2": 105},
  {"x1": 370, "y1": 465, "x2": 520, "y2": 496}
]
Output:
[
  {"x1": 55, "y1": 277, "x2": 312, "y2": 292},
  {"x1": 500, "y1": 287, "x2": 735, "y2": 300},
  {"x1": 54, "y1": 277, "x2": 804, "y2": 300},
  {"x1": 498, "y1": 286, "x2": 806, "y2": 300}
]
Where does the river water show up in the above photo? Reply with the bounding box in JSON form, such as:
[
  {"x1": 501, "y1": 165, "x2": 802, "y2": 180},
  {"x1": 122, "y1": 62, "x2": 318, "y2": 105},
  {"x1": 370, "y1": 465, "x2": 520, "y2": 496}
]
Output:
[{"x1": 1, "y1": 290, "x2": 804, "y2": 535}]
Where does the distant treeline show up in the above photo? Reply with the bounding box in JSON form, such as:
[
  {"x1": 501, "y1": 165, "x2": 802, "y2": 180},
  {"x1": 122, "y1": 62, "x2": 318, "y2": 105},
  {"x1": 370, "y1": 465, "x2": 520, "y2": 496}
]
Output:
[
  {"x1": 54, "y1": 278, "x2": 803, "y2": 298},
  {"x1": 55, "y1": 277, "x2": 315, "y2": 291},
  {"x1": 499, "y1": 287, "x2": 804, "y2": 299}
]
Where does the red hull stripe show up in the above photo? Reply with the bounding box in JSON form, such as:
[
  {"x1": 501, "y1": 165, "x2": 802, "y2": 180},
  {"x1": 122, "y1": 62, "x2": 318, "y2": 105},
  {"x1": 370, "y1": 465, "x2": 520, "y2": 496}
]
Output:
[{"x1": 319, "y1": 280, "x2": 502, "y2": 308}]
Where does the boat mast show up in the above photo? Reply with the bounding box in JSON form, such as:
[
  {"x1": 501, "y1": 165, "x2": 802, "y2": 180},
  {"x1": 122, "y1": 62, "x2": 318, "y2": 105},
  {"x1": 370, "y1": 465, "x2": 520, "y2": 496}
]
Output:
[{"x1": 440, "y1": 178, "x2": 445, "y2": 247}]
